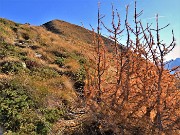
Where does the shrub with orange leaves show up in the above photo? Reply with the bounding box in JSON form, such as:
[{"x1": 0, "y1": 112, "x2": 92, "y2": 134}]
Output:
[{"x1": 84, "y1": 1, "x2": 179, "y2": 135}]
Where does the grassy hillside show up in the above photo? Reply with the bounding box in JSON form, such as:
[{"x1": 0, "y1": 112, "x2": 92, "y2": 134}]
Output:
[
  {"x1": 0, "y1": 18, "x2": 179, "y2": 135},
  {"x1": 0, "y1": 18, "x2": 93, "y2": 134}
]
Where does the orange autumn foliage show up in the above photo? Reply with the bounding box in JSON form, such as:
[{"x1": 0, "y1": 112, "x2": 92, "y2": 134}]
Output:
[{"x1": 84, "y1": 2, "x2": 179, "y2": 135}]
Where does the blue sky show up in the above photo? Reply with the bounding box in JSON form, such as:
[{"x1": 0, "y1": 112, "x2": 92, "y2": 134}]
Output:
[{"x1": 0, "y1": 0, "x2": 179, "y2": 60}]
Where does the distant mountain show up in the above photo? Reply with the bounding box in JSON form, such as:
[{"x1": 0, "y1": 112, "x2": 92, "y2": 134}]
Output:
[{"x1": 165, "y1": 58, "x2": 180, "y2": 73}]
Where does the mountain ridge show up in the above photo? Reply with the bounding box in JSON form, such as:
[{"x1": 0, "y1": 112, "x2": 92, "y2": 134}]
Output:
[
  {"x1": 165, "y1": 58, "x2": 180, "y2": 68},
  {"x1": 165, "y1": 58, "x2": 180, "y2": 73}
]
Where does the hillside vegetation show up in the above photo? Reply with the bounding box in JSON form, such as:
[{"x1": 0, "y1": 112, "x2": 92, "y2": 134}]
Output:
[
  {"x1": 0, "y1": 17, "x2": 95, "y2": 134},
  {"x1": 0, "y1": 2, "x2": 179, "y2": 135}
]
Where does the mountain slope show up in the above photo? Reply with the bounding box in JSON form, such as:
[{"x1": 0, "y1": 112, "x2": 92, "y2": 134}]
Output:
[
  {"x1": 0, "y1": 17, "x2": 122, "y2": 135},
  {"x1": 0, "y1": 18, "x2": 95, "y2": 134},
  {"x1": 0, "y1": 18, "x2": 179, "y2": 135}
]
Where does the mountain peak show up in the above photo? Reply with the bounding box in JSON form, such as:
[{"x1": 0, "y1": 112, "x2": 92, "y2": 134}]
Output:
[
  {"x1": 42, "y1": 19, "x2": 113, "y2": 46},
  {"x1": 165, "y1": 57, "x2": 180, "y2": 73},
  {"x1": 42, "y1": 18, "x2": 93, "y2": 42}
]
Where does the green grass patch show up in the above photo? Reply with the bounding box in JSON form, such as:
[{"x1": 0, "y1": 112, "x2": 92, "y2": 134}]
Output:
[{"x1": 0, "y1": 79, "x2": 49, "y2": 135}]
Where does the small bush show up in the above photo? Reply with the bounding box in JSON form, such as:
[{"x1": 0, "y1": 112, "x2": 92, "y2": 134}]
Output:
[
  {"x1": 0, "y1": 48, "x2": 7, "y2": 59},
  {"x1": 42, "y1": 108, "x2": 65, "y2": 123},
  {"x1": 25, "y1": 60, "x2": 39, "y2": 70},
  {"x1": 18, "y1": 51, "x2": 28, "y2": 61},
  {"x1": 54, "y1": 57, "x2": 65, "y2": 67},
  {"x1": 74, "y1": 81, "x2": 85, "y2": 92},
  {"x1": 64, "y1": 66, "x2": 86, "y2": 82},
  {"x1": 12, "y1": 27, "x2": 18, "y2": 32},
  {"x1": 22, "y1": 33, "x2": 30, "y2": 40},
  {"x1": 2, "y1": 42, "x2": 15, "y2": 51},
  {"x1": 0, "y1": 61, "x2": 24, "y2": 74},
  {"x1": 0, "y1": 42, "x2": 17, "y2": 58},
  {"x1": 0, "y1": 80, "x2": 49, "y2": 134},
  {"x1": 75, "y1": 67, "x2": 86, "y2": 81},
  {"x1": 52, "y1": 51, "x2": 68, "y2": 58},
  {"x1": 79, "y1": 58, "x2": 86, "y2": 65},
  {"x1": 30, "y1": 67, "x2": 59, "y2": 79}
]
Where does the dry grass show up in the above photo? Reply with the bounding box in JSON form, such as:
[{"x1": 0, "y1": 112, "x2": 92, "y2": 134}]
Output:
[{"x1": 0, "y1": 73, "x2": 11, "y2": 79}]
